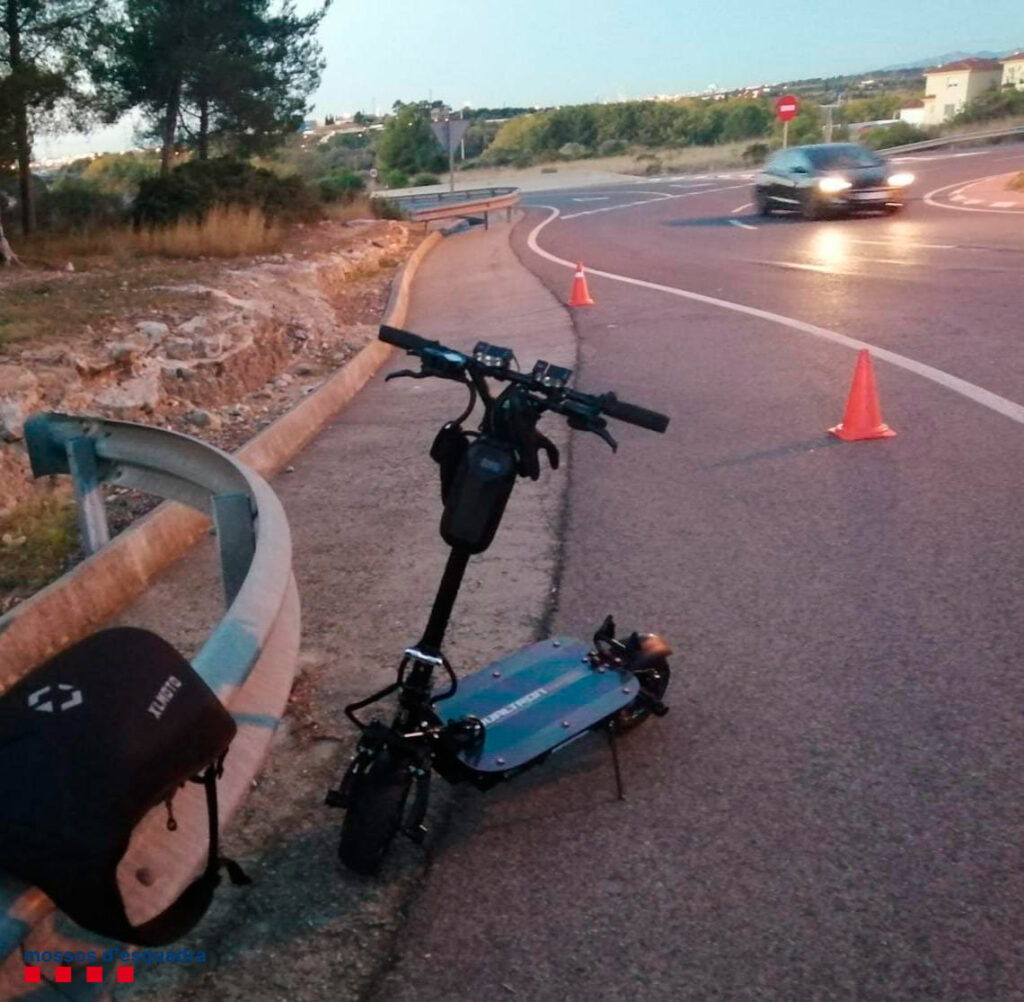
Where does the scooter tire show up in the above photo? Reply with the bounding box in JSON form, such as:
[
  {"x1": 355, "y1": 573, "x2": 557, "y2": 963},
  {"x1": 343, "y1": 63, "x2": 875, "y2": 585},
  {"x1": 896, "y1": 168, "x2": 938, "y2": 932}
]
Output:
[
  {"x1": 615, "y1": 663, "x2": 671, "y2": 733},
  {"x1": 338, "y1": 749, "x2": 412, "y2": 876}
]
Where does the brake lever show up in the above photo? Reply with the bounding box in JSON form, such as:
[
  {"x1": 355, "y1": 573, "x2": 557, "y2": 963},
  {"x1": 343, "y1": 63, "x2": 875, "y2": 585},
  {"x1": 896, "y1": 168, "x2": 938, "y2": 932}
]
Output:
[
  {"x1": 594, "y1": 426, "x2": 618, "y2": 452},
  {"x1": 567, "y1": 413, "x2": 618, "y2": 452},
  {"x1": 385, "y1": 369, "x2": 427, "y2": 382}
]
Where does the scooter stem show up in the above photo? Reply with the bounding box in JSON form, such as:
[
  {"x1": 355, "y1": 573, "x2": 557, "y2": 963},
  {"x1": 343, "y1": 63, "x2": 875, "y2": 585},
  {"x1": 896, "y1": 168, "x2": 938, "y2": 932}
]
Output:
[{"x1": 417, "y1": 547, "x2": 472, "y2": 655}]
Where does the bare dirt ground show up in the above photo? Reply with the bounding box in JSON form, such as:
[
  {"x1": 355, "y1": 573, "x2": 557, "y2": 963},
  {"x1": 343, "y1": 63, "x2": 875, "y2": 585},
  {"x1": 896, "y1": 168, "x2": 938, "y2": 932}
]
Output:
[{"x1": 0, "y1": 218, "x2": 421, "y2": 614}]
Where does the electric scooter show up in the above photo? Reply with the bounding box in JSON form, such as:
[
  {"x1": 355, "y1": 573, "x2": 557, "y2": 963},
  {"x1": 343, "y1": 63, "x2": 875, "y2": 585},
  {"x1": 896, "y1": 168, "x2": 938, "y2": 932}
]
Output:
[{"x1": 326, "y1": 324, "x2": 673, "y2": 874}]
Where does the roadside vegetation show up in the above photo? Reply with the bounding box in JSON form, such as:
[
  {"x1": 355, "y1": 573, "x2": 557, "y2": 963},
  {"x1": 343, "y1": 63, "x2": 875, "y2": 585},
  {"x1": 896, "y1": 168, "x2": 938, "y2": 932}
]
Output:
[
  {"x1": 0, "y1": 494, "x2": 79, "y2": 597},
  {"x1": 1008, "y1": 172, "x2": 1024, "y2": 192}
]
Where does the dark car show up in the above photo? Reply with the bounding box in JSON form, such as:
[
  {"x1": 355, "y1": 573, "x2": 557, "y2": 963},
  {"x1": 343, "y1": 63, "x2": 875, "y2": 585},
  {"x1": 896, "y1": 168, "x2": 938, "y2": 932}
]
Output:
[{"x1": 753, "y1": 143, "x2": 914, "y2": 219}]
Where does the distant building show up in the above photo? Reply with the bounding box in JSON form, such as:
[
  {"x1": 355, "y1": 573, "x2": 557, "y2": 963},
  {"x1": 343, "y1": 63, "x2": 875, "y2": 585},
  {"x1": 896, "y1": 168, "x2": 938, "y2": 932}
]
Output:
[
  {"x1": 1003, "y1": 52, "x2": 1024, "y2": 90},
  {"x1": 920, "y1": 57, "x2": 1003, "y2": 125},
  {"x1": 898, "y1": 99, "x2": 925, "y2": 126}
]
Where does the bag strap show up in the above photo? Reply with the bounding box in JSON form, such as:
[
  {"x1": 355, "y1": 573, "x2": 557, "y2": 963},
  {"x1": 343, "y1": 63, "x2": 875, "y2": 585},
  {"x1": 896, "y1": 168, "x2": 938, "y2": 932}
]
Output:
[{"x1": 107, "y1": 757, "x2": 251, "y2": 946}]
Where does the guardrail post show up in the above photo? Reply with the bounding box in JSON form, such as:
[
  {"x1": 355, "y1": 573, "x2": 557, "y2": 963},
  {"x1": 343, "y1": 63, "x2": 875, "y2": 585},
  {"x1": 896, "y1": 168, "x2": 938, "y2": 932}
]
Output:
[
  {"x1": 65, "y1": 436, "x2": 110, "y2": 554},
  {"x1": 212, "y1": 492, "x2": 256, "y2": 607}
]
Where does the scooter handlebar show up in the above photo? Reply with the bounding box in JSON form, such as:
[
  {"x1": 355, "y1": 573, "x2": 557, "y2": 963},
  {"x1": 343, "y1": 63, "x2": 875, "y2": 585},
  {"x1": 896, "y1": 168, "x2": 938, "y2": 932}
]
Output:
[
  {"x1": 379, "y1": 325, "x2": 438, "y2": 353},
  {"x1": 598, "y1": 394, "x2": 670, "y2": 433},
  {"x1": 379, "y1": 325, "x2": 670, "y2": 435}
]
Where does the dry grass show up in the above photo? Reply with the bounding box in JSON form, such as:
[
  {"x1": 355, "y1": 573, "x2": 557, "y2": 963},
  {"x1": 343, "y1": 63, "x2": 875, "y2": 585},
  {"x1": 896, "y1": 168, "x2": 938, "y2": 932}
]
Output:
[
  {"x1": 1007, "y1": 172, "x2": 1024, "y2": 192},
  {"x1": 134, "y1": 205, "x2": 284, "y2": 257},
  {"x1": 322, "y1": 195, "x2": 375, "y2": 222},
  {"x1": 16, "y1": 205, "x2": 283, "y2": 265},
  {"x1": 0, "y1": 494, "x2": 79, "y2": 591}
]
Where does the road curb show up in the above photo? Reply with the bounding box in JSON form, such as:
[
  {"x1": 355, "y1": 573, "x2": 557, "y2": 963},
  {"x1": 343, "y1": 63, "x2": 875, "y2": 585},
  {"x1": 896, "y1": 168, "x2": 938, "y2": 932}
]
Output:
[{"x1": 0, "y1": 229, "x2": 443, "y2": 693}]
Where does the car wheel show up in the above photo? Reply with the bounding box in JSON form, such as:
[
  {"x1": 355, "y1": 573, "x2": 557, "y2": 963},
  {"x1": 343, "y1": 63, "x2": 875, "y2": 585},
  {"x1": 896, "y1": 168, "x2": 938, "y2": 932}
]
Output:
[
  {"x1": 801, "y1": 191, "x2": 820, "y2": 221},
  {"x1": 755, "y1": 191, "x2": 772, "y2": 217}
]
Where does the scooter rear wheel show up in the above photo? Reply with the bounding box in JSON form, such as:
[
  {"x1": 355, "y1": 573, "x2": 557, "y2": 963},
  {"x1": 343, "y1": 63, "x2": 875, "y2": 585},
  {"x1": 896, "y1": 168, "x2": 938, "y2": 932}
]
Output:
[
  {"x1": 615, "y1": 663, "x2": 671, "y2": 733},
  {"x1": 339, "y1": 749, "x2": 412, "y2": 875}
]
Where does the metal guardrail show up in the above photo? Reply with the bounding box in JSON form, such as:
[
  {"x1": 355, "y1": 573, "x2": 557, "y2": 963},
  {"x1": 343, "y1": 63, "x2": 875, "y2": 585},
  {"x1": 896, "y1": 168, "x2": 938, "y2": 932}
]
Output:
[
  {"x1": 880, "y1": 124, "x2": 1024, "y2": 155},
  {"x1": 375, "y1": 186, "x2": 520, "y2": 224},
  {"x1": 0, "y1": 414, "x2": 299, "y2": 986}
]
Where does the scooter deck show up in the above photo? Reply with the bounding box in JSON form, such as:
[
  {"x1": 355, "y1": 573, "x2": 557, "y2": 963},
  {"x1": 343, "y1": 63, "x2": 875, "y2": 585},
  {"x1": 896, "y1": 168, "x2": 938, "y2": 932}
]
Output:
[{"x1": 434, "y1": 637, "x2": 637, "y2": 773}]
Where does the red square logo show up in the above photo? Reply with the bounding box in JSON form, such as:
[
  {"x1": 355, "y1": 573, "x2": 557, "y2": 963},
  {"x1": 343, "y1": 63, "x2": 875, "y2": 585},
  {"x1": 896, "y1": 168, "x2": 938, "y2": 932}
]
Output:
[
  {"x1": 87, "y1": 967, "x2": 104, "y2": 983},
  {"x1": 117, "y1": 966, "x2": 135, "y2": 983},
  {"x1": 23, "y1": 967, "x2": 41, "y2": 983},
  {"x1": 55, "y1": 966, "x2": 72, "y2": 983}
]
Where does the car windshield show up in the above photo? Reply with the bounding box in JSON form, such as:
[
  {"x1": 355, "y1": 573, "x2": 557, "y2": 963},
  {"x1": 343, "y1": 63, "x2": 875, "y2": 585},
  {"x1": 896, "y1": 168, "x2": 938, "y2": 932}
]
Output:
[{"x1": 805, "y1": 145, "x2": 883, "y2": 170}]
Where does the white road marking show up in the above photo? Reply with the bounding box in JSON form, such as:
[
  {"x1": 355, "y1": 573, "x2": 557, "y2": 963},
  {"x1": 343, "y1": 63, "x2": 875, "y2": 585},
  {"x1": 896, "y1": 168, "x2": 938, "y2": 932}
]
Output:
[
  {"x1": 760, "y1": 260, "x2": 834, "y2": 273},
  {"x1": 572, "y1": 196, "x2": 610, "y2": 203},
  {"x1": 849, "y1": 239, "x2": 956, "y2": 250},
  {"x1": 731, "y1": 203, "x2": 753, "y2": 214},
  {"x1": 526, "y1": 206, "x2": 1024, "y2": 427},
  {"x1": 925, "y1": 175, "x2": 1024, "y2": 214},
  {"x1": 559, "y1": 183, "x2": 748, "y2": 220},
  {"x1": 669, "y1": 182, "x2": 716, "y2": 189},
  {"x1": 990, "y1": 201, "x2": 1019, "y2": 208},
  {"x1": 728, "y1": 219, "x2": 758, "y2": 231},
  {"x1": 962, "y1": 199, "x2": 983, "y2": 205}
]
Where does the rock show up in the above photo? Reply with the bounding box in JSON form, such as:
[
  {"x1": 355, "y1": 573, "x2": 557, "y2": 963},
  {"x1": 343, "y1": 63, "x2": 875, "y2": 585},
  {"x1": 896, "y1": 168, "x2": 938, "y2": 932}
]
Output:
[
  {"x1": 178, "y1": 316, "x2": 209, "y2": 337},
  {"x1": 195, "y1": 335, "x2": 226, "y2": 359},
  {"x1": 273, "y1": 375, "x2": 293, "y2": 389},
  {"x1": 135, "y1": 321, "x2": 170, "y2": 344},
  {"x1": 0, "y1": 365, "x2": 39, "y2": 442},
  {"x1": 73, "y1": 355, "x2": 114, "y2": 377},
  {"x1": 93, "y1": 373, "x2": 160, "y2": 415},
  {"x1": 294, "y1": 363, "x2": 316, "y2": 376},
  {"x1": 109, "y1": 342, "x2": 142, "y2": 364},
  {"x1": 64, "y1": 262, "x2": 74, "y2": 273},
  {"x1": 163, "y1": 338, "x2": 194, "y2": 361},
  {"x1": 184, "y1": 408, "x2": 219, "y2": 429}
]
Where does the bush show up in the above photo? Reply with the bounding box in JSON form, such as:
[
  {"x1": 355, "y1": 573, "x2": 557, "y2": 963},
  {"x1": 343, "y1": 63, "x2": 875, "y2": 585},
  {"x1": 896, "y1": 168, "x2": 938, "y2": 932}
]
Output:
[
  {"x1": 382, "y1": 168, "x2": 409, "y2": 189},
  {"x1": 42, "y1": 178, "x2": 127, "y2": 232},
  {"x1": 1008, "y1": 172, "x2": 1024, "y2": 192},
  {"x1": 742, "y1": 142, "x2": 770, "y2": 165},
  {"x1": 317, "y1": 170, "x2": 366, "y2": 204},
  {"x1": 370, "y1": 197, "x2": 406, "y2": 220},
  {"x1": 860, "y1": 121, "x2": 932, "y2": 149},
  {"x1": 953, "y1": 86, "x2": 1024, "y2": 125},
  {"x1": 598, "y1": 139, "x2": 628, "y2": 156},
  {"x1": 133, "y1": 158, "x2": 321, "y2": 228},
  {"x1": 558, "y1": 142, "x2": 590, "y2": 159},
  {"x1": 411, "y1": 173, "x2": 441, "y2": 186}
]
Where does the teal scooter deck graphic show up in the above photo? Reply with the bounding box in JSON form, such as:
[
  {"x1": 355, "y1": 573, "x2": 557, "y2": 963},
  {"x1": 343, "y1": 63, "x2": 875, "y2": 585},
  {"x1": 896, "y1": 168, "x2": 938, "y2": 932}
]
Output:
[{"x1": 435, "y1": 639, "x2": 638, "y2": 773}]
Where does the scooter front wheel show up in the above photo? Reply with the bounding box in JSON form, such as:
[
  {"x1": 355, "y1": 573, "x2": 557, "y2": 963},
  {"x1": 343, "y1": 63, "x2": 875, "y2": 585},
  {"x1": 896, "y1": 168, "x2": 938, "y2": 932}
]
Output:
[{"x1": 338, "y1": 749, "x2": 412, "y2": 875}]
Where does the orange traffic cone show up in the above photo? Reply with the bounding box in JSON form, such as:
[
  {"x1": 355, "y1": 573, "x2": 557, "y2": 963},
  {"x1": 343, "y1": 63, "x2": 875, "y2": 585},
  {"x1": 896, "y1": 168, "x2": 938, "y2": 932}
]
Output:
[
  {"x1": 568, "y1": 262, "x2": 595, "y2": 307},
  {"x1": 829, "y1": 349, "x2": 897, "y2": 441}
]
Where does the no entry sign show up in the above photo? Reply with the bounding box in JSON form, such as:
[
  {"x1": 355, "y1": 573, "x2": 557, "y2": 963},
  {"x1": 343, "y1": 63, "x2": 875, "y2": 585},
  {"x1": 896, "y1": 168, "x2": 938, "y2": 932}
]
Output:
[{"x1": 775, "y1": 94, "x2": 799, "y2": 122}]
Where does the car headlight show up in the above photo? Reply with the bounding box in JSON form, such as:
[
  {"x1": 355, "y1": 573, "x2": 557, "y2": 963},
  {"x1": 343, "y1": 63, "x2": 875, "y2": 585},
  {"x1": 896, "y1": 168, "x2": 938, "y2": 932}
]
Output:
[
  {"x1": 887, "y1": 172, "x2": 915, "y2": 187},
  {"x1": 817, "y1": 177, "x2": 852, "y2": 193}
]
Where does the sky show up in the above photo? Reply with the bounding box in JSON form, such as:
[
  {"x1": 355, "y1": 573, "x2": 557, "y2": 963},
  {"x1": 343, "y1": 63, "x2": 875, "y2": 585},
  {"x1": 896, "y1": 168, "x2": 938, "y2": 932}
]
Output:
[{"x1": 35, "y1": 0, "x2": 1024, "y2": 160}]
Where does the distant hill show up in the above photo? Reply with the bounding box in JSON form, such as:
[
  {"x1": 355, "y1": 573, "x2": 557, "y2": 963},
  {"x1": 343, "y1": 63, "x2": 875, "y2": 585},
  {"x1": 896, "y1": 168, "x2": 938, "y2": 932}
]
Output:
[{"x1": 876, "y1": 49, "x2": 1015, "y2": 72}]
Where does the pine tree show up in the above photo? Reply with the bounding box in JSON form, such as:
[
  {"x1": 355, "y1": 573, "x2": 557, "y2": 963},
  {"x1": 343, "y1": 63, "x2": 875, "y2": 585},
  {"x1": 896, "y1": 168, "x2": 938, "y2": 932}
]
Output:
[
  {"x1": 1, "y1": 0, "x2": 101, "y2": 233},
  {"x1": 104, "y1": 0, "x2": 328, "y2": 171}
]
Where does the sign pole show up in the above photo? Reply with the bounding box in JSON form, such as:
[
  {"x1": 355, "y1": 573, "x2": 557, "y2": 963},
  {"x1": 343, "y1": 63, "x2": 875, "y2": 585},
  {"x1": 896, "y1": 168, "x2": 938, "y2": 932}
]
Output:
[
  {"x1": 783, "y1": 120, "x2": 789, "y2": 149},
  {"x1": 448, "y1": 119, "x2": 455, "y2": 193}
]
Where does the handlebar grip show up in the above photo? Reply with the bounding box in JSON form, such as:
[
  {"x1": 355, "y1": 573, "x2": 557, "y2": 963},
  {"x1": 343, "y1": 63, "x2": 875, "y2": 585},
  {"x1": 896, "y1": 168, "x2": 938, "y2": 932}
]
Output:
[
  {"x1": 601, "y1": 395, "x2": 670, "y2": 433},
  {"x1": 379, "y1": 325, "x2": 435, "y2": 352}
]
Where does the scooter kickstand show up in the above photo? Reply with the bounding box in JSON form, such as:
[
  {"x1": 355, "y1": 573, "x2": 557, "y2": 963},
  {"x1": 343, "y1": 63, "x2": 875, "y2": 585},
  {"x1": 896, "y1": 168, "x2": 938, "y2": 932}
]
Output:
[{"x1": 607, "y1": 721, "x2": 625, "y2": 801}]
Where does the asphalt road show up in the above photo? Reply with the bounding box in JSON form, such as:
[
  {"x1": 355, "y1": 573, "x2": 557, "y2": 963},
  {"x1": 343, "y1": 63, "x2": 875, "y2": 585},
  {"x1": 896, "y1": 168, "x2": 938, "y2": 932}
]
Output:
[{"x1": 371, "y1": 147, "x2": 1024, "y2": 1002}]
